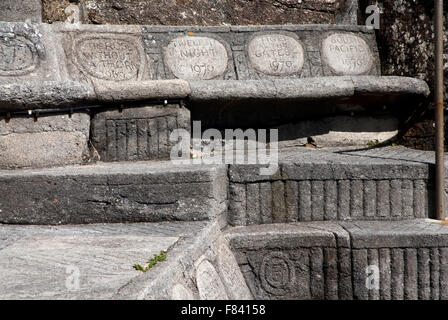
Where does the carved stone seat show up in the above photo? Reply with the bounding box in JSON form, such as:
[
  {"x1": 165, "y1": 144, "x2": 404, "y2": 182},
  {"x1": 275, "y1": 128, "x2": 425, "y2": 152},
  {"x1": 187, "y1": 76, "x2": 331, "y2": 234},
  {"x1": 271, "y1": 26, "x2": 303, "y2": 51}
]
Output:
[{"x1": 0, "y1": 22, "x2": 430, "y2": 168}]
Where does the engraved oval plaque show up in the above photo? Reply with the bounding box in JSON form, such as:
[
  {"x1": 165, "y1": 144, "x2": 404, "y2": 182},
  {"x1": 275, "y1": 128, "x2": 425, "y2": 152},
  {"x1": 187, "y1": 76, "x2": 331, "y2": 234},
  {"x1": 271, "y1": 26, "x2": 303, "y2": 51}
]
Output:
[
  {"x1": 75, "y1": 38, "x2": 141, "y2": 81},
  {"x1": 164, "y1": 36, "x2": 228, "y2": 80},
  {"x1": 0, "y1": 34, "x2": 38, "y2": 76},
  {"x1": 322, "y1": 33, "x2": 373, "y2": 75},
  {"x1": 247, "y1": 34, "x2": 304, "y2": 76}
]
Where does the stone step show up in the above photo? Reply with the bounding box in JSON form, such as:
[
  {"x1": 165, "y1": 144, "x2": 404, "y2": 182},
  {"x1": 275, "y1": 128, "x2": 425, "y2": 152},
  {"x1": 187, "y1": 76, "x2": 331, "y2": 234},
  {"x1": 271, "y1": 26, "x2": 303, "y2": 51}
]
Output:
[
  {"x1": 0, "y1": 220, "x2": 251, "y2": 300},
  {"x1": 225, "y1": 219, "x2": 448, "y2": 300},
  {"x1": 228, "y1": 147, "x2": 446, "y2": 224},
  {"x1": 0, "y1": 161, "x2": 227, "y2": 225}
]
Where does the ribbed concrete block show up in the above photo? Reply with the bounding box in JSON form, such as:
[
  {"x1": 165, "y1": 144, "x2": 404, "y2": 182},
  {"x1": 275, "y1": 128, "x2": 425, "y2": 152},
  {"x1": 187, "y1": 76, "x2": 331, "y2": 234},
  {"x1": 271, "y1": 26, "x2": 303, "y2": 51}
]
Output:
[
  {"x1": 430, "y1": 248, "x2": 440, "y2": 300},
  {"x1": 91, "y1": 105, "x2": 190, "y2": 162},
  {"x1": 259, "y1": 183, "x2": 273, "y2": 224},
  {"x1": 229, "y1": 183, "x2": 246, "y2": 226},
  {"x1": 312, "y1": 181, "x2": 325, "y2": 221},
  {"x1": 298, "y1": 180, "x2": 312, "y2": 221},
  {"x1": 418, "y1": 248, "x2": 430, "y2": 300},
  {"x1": 390, "y1": 249, "x2": 404, "y2": 300},
  {"x1": 350, "y1": 180, "x2": 363, "y2": 219},
  {"x1": 440, "y1": 248, "x2": 448, "y2": 300},
  {"x1": 337, "y1": 180, "x2": 350, "y2": 220},
  {"x1": 338, "y1": 248, "x2": 353, "y2": 299},
  {"x1": 364, "y1": 180, "x2": 377, "y2": 218},
  {"x1": 390, "y1": 179, "x2": 402, "y2": 218},
  {"x1": 379, "y1": 248, "x2": 391, "y2": 300},
  {"x1": 402, "y1": 180, "x2": 414, "y2": 218},
  {"x1": 324, "y1": 180, "x2": 338, "y2": 220},
  {"x1": 404, "y1": 248, "x2": 418, "y2": 300},
  {"x1": 246, "y1": 184, "x2": 260, "y2": 225},
  {"x1": 285, "y1": 181, "x2": 299, "y2": 222},
  {"x1": 324, "y1": 248, "x2": 338, "y2": 300},
  {"x1": 414, "y1": 180, "x2": 428, "y2": 218},
  {"x1": 271, "y1": 181, "x2": 286, "y2": 223},
  {"x1": 310, "y1": 247, "x2": 325, "y2": 299},
  {"x1": 377, "y1": 180, "x2": 390, "y2": 218},
  {"x1": 367, "y1": 249, "x2": 380, "y2": 300},
  {"x1": 352, "y1": 249, "x2": 369, "y2": 300}
]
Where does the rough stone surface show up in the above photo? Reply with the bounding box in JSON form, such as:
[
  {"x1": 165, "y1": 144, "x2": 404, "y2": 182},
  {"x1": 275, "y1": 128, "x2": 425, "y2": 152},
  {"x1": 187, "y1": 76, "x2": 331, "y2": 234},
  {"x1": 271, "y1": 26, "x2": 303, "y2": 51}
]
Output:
[
  {"x1": 0, "y1": 221, "x2": 207, "y2": 299},
  {"x1": 93, "y1": 80, "x2": 191, "y2": 102},
  {"x1": 228, "y1": 147, "x2": 445, "y2": 224},
  {"x1": 164, "y1": 36, "x2": 230, "y2": 80},
  {"x1": 226, "y1": 222, "x2": 345, "y2": 299},
  {"x1": 276, "y1": 115, "x2": 399, "y2": 147},
  {"x1": 358, "y1": 1, "x2": 448, "y2": 150},
  {"x1": 91, "y1": 105, "x2": 190, "y2": 162},
  {"x1": 195, "y1": 258, "x2": 228, "y2": 300},
  {"x1": 247, "y1": 34, "x2": 305, "y2": 77},
  {"x1": 58, "y1": 24, "x2": 149, "y2": 84},
  {"x1": 0, "y1": 23, "x2": 59, "y2": 82},
  {"x1": 0, "y1": 81, "x2": 95, "y2": 111},
  {"x1": 188, "y1": 76, "x2": 428, "y2": 101},
  {"x1": 360, "y1": 0, "x2": 448, "y2": 104},
  {"x1": 0, "y1": 113, "x2": 90, "y2": 169},
  {"x1": 226, "y1": 220, "x2": 448, "y2": 300},
  {"x1": 322, "y1": 33, "x2": 374, "y2": 76},
  {"x1": 43, "y1": 0, "x2": 350, "y2": 26},
  {"x1": 142, "y1": 25, "x2": 379, "y2": 80},
  {"x1": 0, "y1": 0, "x2": 42, "y2": 23},
  {"x1": 114, "y1": 220, "x2": 251, "y2": 300},
  {"x1": 0, "y1": 162, "x2": 227, "y2": 224}
]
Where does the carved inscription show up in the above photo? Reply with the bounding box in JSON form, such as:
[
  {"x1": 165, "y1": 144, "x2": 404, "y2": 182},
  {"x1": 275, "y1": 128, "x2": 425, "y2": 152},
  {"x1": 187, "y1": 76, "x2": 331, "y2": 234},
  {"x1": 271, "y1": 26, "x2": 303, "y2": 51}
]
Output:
[
  {"x1": 260, "y1": 252, "x2": 295, "y2": 296},
  {"x1": 164, "y1": 36, "x2": 228, "y2": 80},
  {"x1": 0, "y1": 34, "x2": 38, "y2": 76},
  {"x1": 247, "y1": 34, "x2": 304, "y2": 76},
  {"x1": 322, "y1": 33, "x2": 373, "y2": 75},
  {"x1": 74, "y1": 37, "x2": 142, "y2": 81}
]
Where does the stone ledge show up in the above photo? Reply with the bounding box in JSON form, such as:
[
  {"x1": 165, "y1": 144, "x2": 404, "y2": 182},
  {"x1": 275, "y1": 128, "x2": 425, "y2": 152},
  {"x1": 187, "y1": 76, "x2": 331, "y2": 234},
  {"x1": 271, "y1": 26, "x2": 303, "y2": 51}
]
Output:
[
  {"x1": 0, "y1": 161, "x2": 228, "y2": 224},
  {"x1": 0, "y1": 76, "x2": 430, "y2": 111}
]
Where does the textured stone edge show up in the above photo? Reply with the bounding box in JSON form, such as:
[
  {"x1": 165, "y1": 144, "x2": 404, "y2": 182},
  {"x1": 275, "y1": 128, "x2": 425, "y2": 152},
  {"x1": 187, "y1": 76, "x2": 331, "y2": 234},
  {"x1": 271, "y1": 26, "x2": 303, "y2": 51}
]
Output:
[
  {"x1": 114, "y1": 218, "x2": 252, "y2": 300},
  {"x1": 226, "y1": 220, "x2": 448, "y2": 300},
  {"x1": 0, "y1": 76, "x2": 430, "y2": 110}
]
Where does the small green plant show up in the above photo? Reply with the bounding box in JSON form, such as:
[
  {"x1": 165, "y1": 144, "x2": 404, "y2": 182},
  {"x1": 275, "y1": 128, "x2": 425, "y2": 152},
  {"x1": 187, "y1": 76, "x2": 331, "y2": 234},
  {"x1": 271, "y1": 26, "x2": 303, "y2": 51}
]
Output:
[
  {"x1": 367, "y1": 139, "x2": 379, "y2": 147},
  {"x1": 133, "y1": 251, "x2": 167, "y2": 272}
]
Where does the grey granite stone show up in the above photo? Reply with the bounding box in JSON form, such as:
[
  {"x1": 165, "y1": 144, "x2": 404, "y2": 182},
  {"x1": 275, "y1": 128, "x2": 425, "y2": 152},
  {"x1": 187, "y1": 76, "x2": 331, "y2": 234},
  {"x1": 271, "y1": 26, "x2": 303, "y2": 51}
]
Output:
[
  {"x1": 0, "y1": 23, "x2": 59, "y2": 82},
  {"x1": 227, "y1": 147, "x2": 441, "y2": 224},
  {"x1": 0, "y1": 80, "x2": 95, "y2": 111},
  {"x1": 91, "y1": 105, "x2": 190, "y2": 162},
  {"x1": 0, "y1": 113, "x2": 90, "y2": 169},
  {"x1": 0, "y1": 0, "x2": 42, "y2": 23},
  {"x1": 0, "y1": 161, "x2": 227, "y2": 224},
  {"x1": 0, "y1": 221, "x2": 207, "y2": 299},
  {"x1": 195, "y1": 258, "x2": 228, "y2": 300},
  {"x1": 226, "y1": 222, "x2": 350, "y2": 299},
  {"x1": 93, "y1": 80, "x2": 191, "y2": 101}
]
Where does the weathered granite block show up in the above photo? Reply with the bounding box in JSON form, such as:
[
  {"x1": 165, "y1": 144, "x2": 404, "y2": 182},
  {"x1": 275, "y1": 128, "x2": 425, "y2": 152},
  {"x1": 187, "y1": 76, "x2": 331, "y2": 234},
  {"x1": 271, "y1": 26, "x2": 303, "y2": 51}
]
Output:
[
  {"x1": 0, "y1": 113, "x2": 90, "y2": 169},
  {"x1": 0, "y1": 22, "x2": 59, "y2": 82},
  {"x1": 0, "y1": 0, "x2": 42, "y2": 23},
  {"x1": 143, "y1": 25, "x2": 380, "y2": 80},
  {"x1": 54, "y1": 24, "x2": 150, "y2": 84},
  {"x1": 0, "y1": 162, "x2": 227, "y2": 224},
  {"x1": 227, "y1": 148, "x2": 441, "y2": 224},
  {"x1": 342, "y1": 220, "x2": 448, "y2": 300},
  {"x1": 91, "y1": 105, "x2": 190, "y2": 162},
  {"x1": 226, "y1": 222, "x2": 350, "y2": 300}
]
